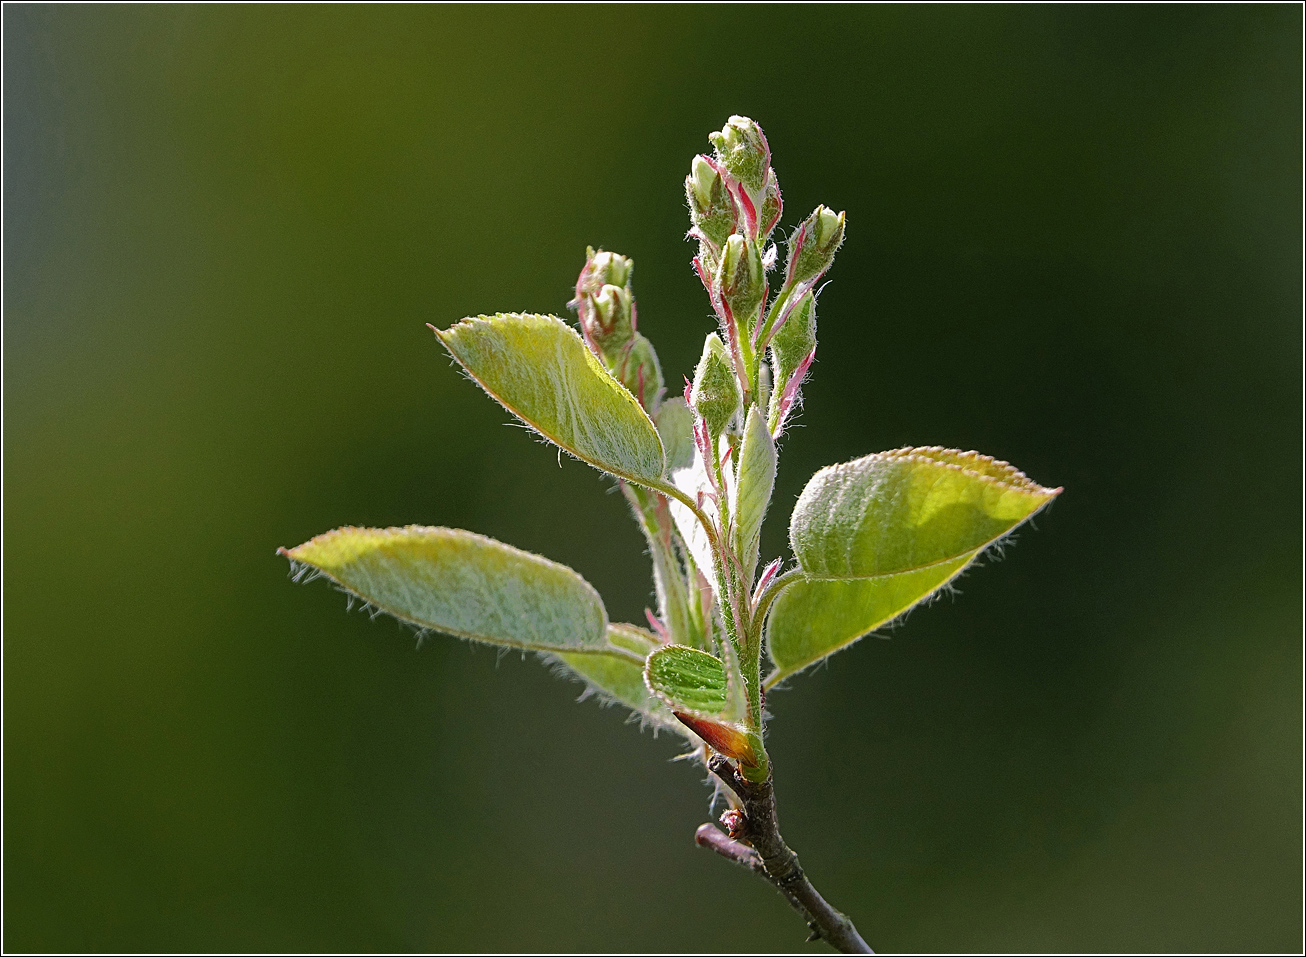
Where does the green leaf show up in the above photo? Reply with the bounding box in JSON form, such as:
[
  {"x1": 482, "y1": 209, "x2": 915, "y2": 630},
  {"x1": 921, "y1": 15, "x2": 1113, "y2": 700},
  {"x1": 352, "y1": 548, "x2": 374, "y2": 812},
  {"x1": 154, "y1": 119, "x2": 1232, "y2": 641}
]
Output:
[
  {"x1": 434, "y1": 313, "x2": 665, "y2": 485},
  {"x1": 644, "y1": 644, "x2": 729, "y2": 716},
  {"x1": 668, "y1": 454, "x2": 719, "y2": 596},
  {"x1": 643, "y1": 644, "x2": 762, "y2": 766},
  {"x1": 791, "y1": 446, "x2": 1060, "y2": 579},
  {"x1": 556, "y1": 624, "x2": 683, "y2": 728},
  {"x1": 766, "y1": 552, "x2": 976, "y2": 685},
  {"x1": 733, "y1": 405, "x2": 776, "y2": 578},
  {"x1": 655, "y1": 397, "x2": 696, "y2": 473},
  {"x1": 281, "y1": 525, "x2": 608, "y2": 652}
]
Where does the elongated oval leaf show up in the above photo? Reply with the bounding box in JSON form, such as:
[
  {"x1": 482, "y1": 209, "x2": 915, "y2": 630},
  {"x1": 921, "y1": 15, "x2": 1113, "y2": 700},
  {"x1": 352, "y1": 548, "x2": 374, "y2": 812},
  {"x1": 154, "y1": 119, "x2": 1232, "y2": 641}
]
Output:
[
  {"x1": 791, "y1": 446, "x2": 1060, "y2": 579},
  {"x1": 733, "y1": 405, "x2": 776, "y2": 577},
  {"x1": 644, "y1": 644, "x2": 729, "y2": 716},
  {"x1": 556, "y1": 624, "x2": 684, "y2": 729},
  {"x1": 766, "y1": 552, "x2": 976, "y2": 685},
  {"x1": 434, "y1": 314, "x2": 665, "y2": 484},
  {"x1": 280, "y1": 526, "x2": 607, "y2": 651}
]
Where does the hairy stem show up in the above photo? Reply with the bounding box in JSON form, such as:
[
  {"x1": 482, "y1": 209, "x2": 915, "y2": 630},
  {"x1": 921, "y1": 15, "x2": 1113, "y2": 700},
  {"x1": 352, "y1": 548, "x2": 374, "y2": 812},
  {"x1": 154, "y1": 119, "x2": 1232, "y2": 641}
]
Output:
[
  {"x1": 702, "y1": 754, "x2": 873, "y2": 954},
  {"x1": 749, "y1": 565, "x2": 805, "y2": 635}
]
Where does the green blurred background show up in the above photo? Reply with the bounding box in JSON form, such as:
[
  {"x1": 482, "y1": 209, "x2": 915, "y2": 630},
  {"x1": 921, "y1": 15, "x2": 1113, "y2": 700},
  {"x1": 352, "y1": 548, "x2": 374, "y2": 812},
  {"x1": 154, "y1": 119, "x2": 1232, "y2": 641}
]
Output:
[{"x1": 5, "y1": 5, "x2": 1301, "y2": 952}]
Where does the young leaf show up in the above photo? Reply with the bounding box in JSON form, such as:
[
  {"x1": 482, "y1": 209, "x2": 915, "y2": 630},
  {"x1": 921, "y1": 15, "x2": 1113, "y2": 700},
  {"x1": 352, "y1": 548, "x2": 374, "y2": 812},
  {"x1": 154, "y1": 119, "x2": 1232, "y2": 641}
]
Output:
[
  {"x1": 790, "y1": 447, "x2": 1060, "y2": 579},
  {"x1": 556, "y1": 624, "x2": 685, "y2": 729},
  {"x1": 644, "y1": 644, "x2": 729, "y2": 715},
  {"x1": 433, "y1": 313, "x2": 665, "y2": 485},
  {"x1": 766, "y1": 551, "x2": 976, "y2": 685},
  {"x1": 280, "y1": 526, "x2": 608, "y2": 652},
  {"x1": 644, "y1": 644, "x2": 761, "y2": 766},
  {"x1": 733, "y1": 405, "x2": 776, "y2": 580}
]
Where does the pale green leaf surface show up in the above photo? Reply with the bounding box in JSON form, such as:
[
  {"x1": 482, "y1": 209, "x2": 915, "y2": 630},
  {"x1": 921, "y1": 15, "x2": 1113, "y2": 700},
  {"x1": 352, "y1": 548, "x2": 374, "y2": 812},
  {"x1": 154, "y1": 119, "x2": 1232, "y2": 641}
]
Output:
[
  {"x1": 644, "y1": 645, "x2": 729, "y2": 716},
  {"x1": 791, "y1": 447, "x2": 1060, "y2": 579},
  {"x1": 668, "y1": 454, "x2": 719, "y2": 594},
  {"x1": 282, "y1": 526, "x2": 608, "y2": 652},
  {"x1": 733, "y1": 406, "x2": 776, "y2": 576},
  {"x1": 655, "y1": 397, "x2": 696, "y2": 473},
  {"x1": 766, "y1": 551, "x2": 976, "y2": 685},
  {"x1": 435, "y1": 314, "x2": 665, "y2": 484}
]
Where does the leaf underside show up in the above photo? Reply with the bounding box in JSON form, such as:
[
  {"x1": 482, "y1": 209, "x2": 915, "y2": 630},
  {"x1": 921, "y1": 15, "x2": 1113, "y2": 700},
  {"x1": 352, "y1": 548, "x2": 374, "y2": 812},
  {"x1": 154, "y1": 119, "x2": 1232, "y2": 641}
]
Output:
[
  {"x1": 790, "y1": 446, "x2": 1060, "y2": 580},
  {"x1": 435, "y1": 313, "x2": 665, "y2": 485},
  {"x1": 281, "y1": 525, "x2": 608, "y2": 652},
  {"x1": 766, "y1": 551, "x2": 977, "y2": 685}
]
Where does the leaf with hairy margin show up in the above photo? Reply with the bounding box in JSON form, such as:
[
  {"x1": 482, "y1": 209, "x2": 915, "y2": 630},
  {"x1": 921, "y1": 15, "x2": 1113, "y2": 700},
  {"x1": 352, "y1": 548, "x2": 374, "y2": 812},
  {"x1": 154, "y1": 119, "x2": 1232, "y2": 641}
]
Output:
[
  {"x1": 556, "y1": 624, "x2": 686, "y2": 730},
  {"x1": 434, "y1": 313, "x2": 665, "y2": 485},
  {"x1": 791, "y1": 447, "x2": 1060, "y2": 580},
  {"x1": 645, "y1": 644, "x2": 730, "y2": 715},
  {"x1": 766, "y1": 551, "x2": 977, "y2": 685},
  {"x1": 733, "y1": 406, "x2": 776, "y2": 581},
  {"x1": 644, "y1": 644, "x2": 759, "y2": 764},
  {"x1": 280, "y1": 526, "x2": 608, "y2": 652}
]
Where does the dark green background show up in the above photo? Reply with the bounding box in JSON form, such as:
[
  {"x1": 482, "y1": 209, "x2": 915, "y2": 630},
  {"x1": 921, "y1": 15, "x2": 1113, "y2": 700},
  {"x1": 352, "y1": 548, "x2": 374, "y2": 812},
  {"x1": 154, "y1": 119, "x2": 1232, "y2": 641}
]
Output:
[{"x1": 6, "y1": 5, "x2": 1301, "y2": 952}]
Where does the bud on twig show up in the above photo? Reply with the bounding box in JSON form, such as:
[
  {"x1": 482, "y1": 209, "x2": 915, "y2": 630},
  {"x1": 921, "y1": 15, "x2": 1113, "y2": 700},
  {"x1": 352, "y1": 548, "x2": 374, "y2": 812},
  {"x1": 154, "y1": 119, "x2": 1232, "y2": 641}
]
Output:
[
  {"x1": 691, "y1": 332, "x2": 741, "y2": 439},
  {"x1": 786, "y1": 206, "x2": 845, "y2": 288}
]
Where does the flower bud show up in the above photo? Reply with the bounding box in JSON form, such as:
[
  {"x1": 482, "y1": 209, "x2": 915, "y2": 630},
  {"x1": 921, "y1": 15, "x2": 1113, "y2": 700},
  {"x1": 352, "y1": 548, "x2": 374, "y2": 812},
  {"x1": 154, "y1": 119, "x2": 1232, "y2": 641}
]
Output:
[
  {"x1": 591, "y1": 284, "x2": 634, "y2": 343},
  {"x1": 715, "y1": 233, "x2": 766, "y2": 330},
  {"x1": 578, "y1": 246, "x2": 633, "y2": 292},
  {"x1": 770, "y1": 291, "x2": 817, "y2": 379},
  {"x1": 786, "y1": 206, "x2": 846, "y2": 287},
  {"x1": 613, "y1": 333, "x2": 664, "y2": 413},
  {"x1": 572, "y1": 247, "x2": 637, "y2": 362},
  {"x1": 709, "y1": 115, "x2": 771, "y2": 198},
  {"x1": 691, "y1": 332, "x2": 740, "y2": 438},
  {"x1": 685, "y1": 155, "x2": 737, "y2": 255}
]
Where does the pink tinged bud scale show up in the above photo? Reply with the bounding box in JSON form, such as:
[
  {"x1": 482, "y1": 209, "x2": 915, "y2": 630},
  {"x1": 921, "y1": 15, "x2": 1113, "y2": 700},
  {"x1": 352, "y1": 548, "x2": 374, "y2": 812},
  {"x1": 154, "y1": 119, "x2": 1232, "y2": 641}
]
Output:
[{"x1": 786, "y1": 206, "x2": 846, "y2": 288}]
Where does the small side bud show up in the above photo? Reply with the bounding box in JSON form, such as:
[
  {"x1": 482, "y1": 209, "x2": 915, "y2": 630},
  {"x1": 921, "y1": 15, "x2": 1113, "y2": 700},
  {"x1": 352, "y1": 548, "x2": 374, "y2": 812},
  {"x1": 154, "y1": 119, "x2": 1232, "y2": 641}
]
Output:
[
  {"x1": 691, "y1": 333, "x2": 741, "y2": 438},
  {"x1": 715, "y1": 233, "x2": 767, "y2": 331},
  {"x1": 709, "y1": 115, "x2": 771, "y2": 197},
  {"x1": 720, "y1": 808, "x2": 746, "y2": 839},
  {"x1": 786, "y1": 206, "x2": 846, "y2": 287}
]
